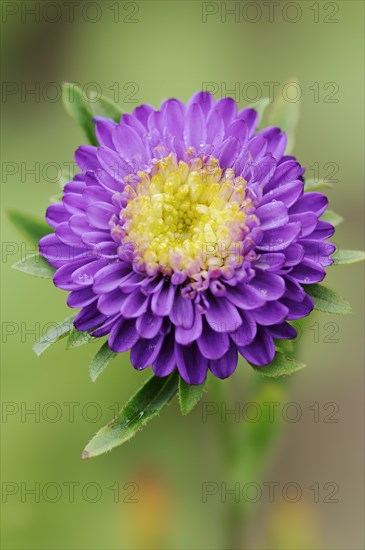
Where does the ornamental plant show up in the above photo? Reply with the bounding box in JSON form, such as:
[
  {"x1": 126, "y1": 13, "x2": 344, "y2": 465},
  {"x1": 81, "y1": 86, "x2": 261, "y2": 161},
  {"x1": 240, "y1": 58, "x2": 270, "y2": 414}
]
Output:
[{"x1": 11, "y1": 83, "x2": 364, "y2": 459}]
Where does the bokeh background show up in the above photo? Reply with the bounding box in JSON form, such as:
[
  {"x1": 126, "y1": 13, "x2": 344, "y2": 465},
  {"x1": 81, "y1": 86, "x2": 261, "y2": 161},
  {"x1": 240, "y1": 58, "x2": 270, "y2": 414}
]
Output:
[{"x1": 1, "y1": 1, "x2": 364, "y2": 548}]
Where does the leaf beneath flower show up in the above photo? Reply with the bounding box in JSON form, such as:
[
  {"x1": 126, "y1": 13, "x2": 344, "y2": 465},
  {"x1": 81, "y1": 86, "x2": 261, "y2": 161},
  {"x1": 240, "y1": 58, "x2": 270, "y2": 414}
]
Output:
[
  {"x1": 332, "y1": 249, "x2": 365, "y2": 265},
  {"x1": 67, "y1": 328, "x2": 94, "y2": 349},
  {"x1": 89, "y1": 342, "x2": 117, "y2": 382},
  {"x1": 178, "y1": 377, "x2": 206, "y2": 415},
  {"x1": 82, "y1": 372, "x2": 179, "y2": 458},
  {"x1": 304, "y1": 179, "x2": 333, "y2": 192},
  {"x1": 12, "y1": 254, "x2": 56, "y2": 279},
  {"x1": 251, "y1": 352, "x2": 306, "y2": 377},
  {"x1": 33, "y1": 316, "x2": 75, "y2": 357},
  {"x1": 248, "y1": 97, "x2": 270, "y2": 127},
  {"x1": 321, "y1": 209, "x2": 344, "y2": 227},
  {"x1": 89, "y1": 92, "x2": 124, "y2": 122},
  {"x1": 265, "y1": 78, "x2": 300, "y2": 154},
  {"x1": 62, "y1": 83, "x2": 97, "y2": 146},
  {"x1": 8, "y1": 210, "x2": 50, "y2": 242},
  {"x1": 306, "y1": 284, "x2": 352, "y2": 314}
]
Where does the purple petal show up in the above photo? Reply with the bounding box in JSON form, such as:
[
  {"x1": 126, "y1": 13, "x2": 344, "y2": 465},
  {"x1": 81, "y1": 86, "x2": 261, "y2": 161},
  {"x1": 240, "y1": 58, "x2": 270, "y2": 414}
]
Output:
[
  {"x1": 256, "y1": 222, "x2": 301, "y2": 251},
  {"x1": 230, "y1": 310, "x2": 257, "y2": 346},
  {"x1": 237, "y1": 107, "x2": 258, "y2": 136},
  {"x1": 108, "y1": 318, "x2": 139, "y2": 352},
  {"x1": 163, "y1": 99, "x2": 184, "y2": 136},
  {"x1": 169, "y1": 290, "x2": 194, "y2": 329},
  {"x1": 67, "y1": 288, "x2": 96, "y2": 308},
  {"x1": 290, "y1": 192, "x2": 328, "y2": 216},
  {"x1": 112, "y1": 124, "x2": 145, "y2": 161},
  {"x1": 225, "y1": 284, "x2": 266, "y2": 310},
  {"x1": 120, "y1": 289, "x2": 149, "y2": 318},
  {"x1": 152, "y1": 334, "x2": 176, "y2": 377},
  {"x1": 46, "y1": 203, "x2": 69, "y2": 228},
  {"x1": 262, "y1": 180, "x2": 303, "y2": 207},
  {"x1": 184, "y1": 103, "x2": 206, "y2": 149},
  {"x1": 175, "y1": 341, "x2": 208, "y2": 385},
  {"x1": 239, "y1": 326, "x2": 275, "y2": 366},
  {"x1": 205, "y1": 294, "x2": 242, "y2": 332},
  {"x1": 136, "y1": 307, "x2": 163, "y2": 338},
  {"x1": 256, "y1": 201, "x2": 289, "y2": 230},
  {"x1": 95, "y1": 118, "x2": 117, "y2": 148},
  {"x1": 269, "y1": 322, "x2": 297, "y2": 340},
  {"x1": 197, "y1": 319, "x2": 230, "y2": 359},
  {"x1": 133, "y1": 104, "x2": 154, "y2": 128},
  {"x1": 151, "y1": 281, "x2": 176, "y2": 316},
  {"x1": 281, "y1": 293, "x2": 314, "y2": 320},
  {"x1": 130, "y1": 335, "x2": 164, "y2": 370},
  {"x1": 175, "y1": 307, "x2": 202, "y2": 344},
  {"x1": 187, "y1": 91, "x2": 214, "y2": 117},
  {"x1": 249, "y1": 271, "x2": 286, "y2": 300},
  {"x1": 75, "y1": 145, "x2": 98, "y2": 172},
  {"x1": 209, "y1": 342, "x2": 238, "y2": 379},
  {"x1": 74, "y1": 302, "x2": 107, "y2": 331},
  {"x1": 289, "y1": 258, "x2": 325, "y2": 284},
  {"x1": 97, "y1": 288, "x2": 125, "y2": 315},
  {"x1": 86, "y1": 202, "x2": 114, "y2": 230},
  {"x1": 216, "y1": 136, "x2": 241, "y2": 168},
  {"x1": 252, "y1": 301, "x2": 289, "y2": 325},
  {"x1": 93, "y1": 262, "x2": 131, "y2": 293}
]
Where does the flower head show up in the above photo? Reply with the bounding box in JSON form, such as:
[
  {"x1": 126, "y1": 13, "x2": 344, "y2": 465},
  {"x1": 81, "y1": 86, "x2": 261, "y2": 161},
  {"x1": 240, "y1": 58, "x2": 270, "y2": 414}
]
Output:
[{"x1": 39, "y1": 92, "x2": 335, "y2": 384}]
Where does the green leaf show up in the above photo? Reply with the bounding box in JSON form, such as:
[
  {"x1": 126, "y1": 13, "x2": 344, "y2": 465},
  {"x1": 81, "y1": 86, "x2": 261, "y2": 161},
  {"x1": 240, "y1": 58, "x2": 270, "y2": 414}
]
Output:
[
  {"x1": 62, "y1": 83, "x2": 97, "y2": 145},
  {"x1": 274, "y1": 339, "x2": 294, "y2": 356},
  {"x1": 332, "y1": 249, "x2": 365, "y2": 265},
  {"x1": 306, "y1": 284, "x2": 352, "y2": 314},
  {"x1": 89, "y1": 92, "x2": 123, "y2": 122},
  {"x1": 82, "y1": 372, "x2": 179, "y2": 458},
  {"x1": 251, "y1": 352, "x2": 306, "y2": 378},
  {"x1": 8, "y1": 210, "x2": 50, "y2": 243},
  {"x1": 89, "y1": 342, "x2": 117, "y2": 382},
  {"x1": 33, "y1": 316, "x2": 75, "y2": 357},
  {"x1": 304, "y1": 179, "x2": 333, "y2": 192},
  {"x1": 266, "y1": 78, "x2": 300, "y2": 154},
  {"x1": 321, "y1": 209, "x2": 344, "y2": 227},
  {"x1": 248, "y1": 97, "x2": 270, "y2": 126},
  {"x1": 12, "y1": 254, "x2": 56, "y2": 279},
  {"x1": 178, "y1": 377, "x2": 206, "y2": 415},
  {"x1": 67, "y1": 328, "x2": 94, "y2": 349}
]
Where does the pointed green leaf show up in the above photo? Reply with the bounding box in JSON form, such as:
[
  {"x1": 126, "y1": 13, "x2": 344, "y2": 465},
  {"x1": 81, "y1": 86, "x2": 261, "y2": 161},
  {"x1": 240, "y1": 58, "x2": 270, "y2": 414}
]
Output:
[
  {"x1": 332, "y1": 249, "x2": 365, "y2": 265},
  {"x1": 67, "y1": 328, "x2": 94, "y2": 349},
  {"x1": 33, "y1": 316, "x2": 75, "y2": 357},
  {"x1": 62, "y1": 83, "x2": 97, "y2": 145},
  {"x1": 266, "y1": 78, "x2": 300, "y2": 154},
  {"x1": 82, "y1": 372, "x2": 179, "y2": 458},
  {"x1": 12, "y1": 254, "x2": 56, "y2": 278},
  {"x1": 89, "y1": 92, "x2": 123, "y2": 122},
  {"x1": 306, "y1": 284, "x2": 352, "y2": 314},
  {"x1": 321, "y1": 209, "x2": 344, "y2": 227},
  {"x1": 178, "y1": 377, "x2": 206, "y2": 415},
  {"x1": 8, "y1": 210, "x2": 50, "y2": 243},
  {"x1": 274, "y1": 339, "x2": 294, "y2": 356},
  {"x1": 304, "y1": 179, "x2": 334, "y2": 192},
  {"x1": 89, "y1": 342, "x2": 117, "y2": 382},
  {"x1": 251, "y1": 352, "x2": 306, "y2": 378},
  {"x1": 248, "y1": 97, "x2": 270, "y2": 127}
]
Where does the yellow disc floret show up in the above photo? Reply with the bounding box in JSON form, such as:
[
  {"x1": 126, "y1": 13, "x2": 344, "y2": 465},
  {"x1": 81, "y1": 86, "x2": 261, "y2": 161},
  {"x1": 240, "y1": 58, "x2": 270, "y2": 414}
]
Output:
[{"x1": 121, "y1": 153, "x2": 254, "y2": 277}]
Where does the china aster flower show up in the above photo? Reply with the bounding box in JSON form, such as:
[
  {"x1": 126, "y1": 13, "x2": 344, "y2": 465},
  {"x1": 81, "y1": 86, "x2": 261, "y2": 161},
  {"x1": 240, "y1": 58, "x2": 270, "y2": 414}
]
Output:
[{"x1": 39, "y1": 91, "x2": 335, "y2": 384}]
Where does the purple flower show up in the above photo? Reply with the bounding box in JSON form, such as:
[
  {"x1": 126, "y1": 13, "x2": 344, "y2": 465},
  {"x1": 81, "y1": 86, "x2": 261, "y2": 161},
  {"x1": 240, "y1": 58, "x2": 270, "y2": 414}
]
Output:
[{"x1": 39, "y1": 92, "x2": 335, "y2": 384}]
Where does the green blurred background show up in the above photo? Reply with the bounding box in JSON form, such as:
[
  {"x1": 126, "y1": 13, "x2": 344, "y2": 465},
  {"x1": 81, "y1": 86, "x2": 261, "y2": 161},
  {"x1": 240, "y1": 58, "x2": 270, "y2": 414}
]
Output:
[{"x1": 1, "y1": 1, "x2": 364, "y2": 548}]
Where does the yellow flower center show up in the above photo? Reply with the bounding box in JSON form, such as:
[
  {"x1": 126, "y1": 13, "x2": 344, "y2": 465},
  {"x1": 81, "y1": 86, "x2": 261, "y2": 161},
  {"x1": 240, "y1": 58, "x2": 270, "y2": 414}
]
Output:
[{"x1": 120, "y1": 154, "x2": 255, "y2": 277}]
